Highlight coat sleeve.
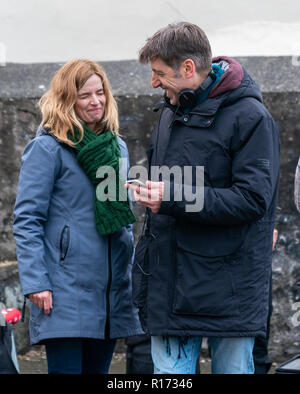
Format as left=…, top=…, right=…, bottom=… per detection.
left=295, top=156, right=300, bottom=213
left=118, top=137, right=134, bottom=237
left=13, top=137, right=60, bottom=296
left=159, top=114, right=280, bottom=226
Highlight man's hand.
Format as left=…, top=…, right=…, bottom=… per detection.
left=125, top=180, right=164, bottom=214
left=28, top=290, right=53, bottom=315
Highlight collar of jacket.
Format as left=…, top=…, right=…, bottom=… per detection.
left=154, top=81, right=233, bottom=129
left=35, top=125, right=77, bottom=153
left=161, top=71, right=255, bottom=129
left=163, top=94, right=227, bottom=129
left=36, top=125, right=57, bottom=139
left=154, top=55, right=248, bottom=128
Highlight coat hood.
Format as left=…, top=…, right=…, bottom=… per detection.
left=208, top=56, right=263, bottom=106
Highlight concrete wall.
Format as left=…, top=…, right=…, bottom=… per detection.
left=0, top=57, right=300, bottom=361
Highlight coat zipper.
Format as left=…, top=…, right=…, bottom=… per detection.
left=105, top=234, right=112, bottom=339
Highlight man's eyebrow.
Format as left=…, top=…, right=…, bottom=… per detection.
left=152, top=68, right=164, bottom=74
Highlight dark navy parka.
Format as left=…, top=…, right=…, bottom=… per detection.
left=133, top=57, right=280, bottom=338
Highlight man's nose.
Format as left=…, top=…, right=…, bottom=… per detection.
left=151, top=74, right=161, bottom=89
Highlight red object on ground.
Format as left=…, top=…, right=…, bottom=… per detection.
left=1, top=308, right=21, bottom=324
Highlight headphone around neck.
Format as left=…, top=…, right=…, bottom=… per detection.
left=167, top=70, right=217, bottom=109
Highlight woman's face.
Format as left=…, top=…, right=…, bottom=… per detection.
left=75, top=74, right=106, bottom=131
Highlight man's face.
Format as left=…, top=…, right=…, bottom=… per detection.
left=150, top=57, right=187, bottom=106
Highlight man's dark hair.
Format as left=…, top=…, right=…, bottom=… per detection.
left=139, top=22, right=212, bottom=73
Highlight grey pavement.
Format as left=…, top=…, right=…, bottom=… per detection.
left=17, top=346, right=278, bottom=374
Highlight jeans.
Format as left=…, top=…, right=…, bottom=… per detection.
left=151, top=336, right=255, bottom=374
left=44, top=337, right=116, bottom=374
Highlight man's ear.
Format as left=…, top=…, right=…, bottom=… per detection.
left=180, top=59, right=196, bottom=79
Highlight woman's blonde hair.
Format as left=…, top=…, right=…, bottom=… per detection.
left=39, top=59, right=119, bottom=146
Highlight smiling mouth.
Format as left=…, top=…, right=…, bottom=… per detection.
left=88, top=108, right=102, bottom=112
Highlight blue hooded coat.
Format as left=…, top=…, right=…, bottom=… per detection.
left=13, top=128, right=143, bottom=345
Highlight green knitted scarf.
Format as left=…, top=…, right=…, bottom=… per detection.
left=70, top=125, right=135, bottom=236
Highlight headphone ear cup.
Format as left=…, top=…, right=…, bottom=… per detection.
left=178, top=89, right=197, bottom=109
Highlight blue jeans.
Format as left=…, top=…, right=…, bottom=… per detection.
left=151, top=336, right=255, bottom=374
left=44, top=337, right=116, bottom=374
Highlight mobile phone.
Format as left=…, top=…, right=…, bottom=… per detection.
left=126, top=179, right=146, bottom=187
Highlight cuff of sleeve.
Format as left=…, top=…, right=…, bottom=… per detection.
left=23, top=284, right=53, bottom=297
left=158, top=180, right=176, bottom=215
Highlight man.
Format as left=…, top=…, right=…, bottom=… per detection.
left=126, top=22, right=280, bottom=374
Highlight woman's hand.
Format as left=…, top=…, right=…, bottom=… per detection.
left=28, top=290, right=53, bottom=315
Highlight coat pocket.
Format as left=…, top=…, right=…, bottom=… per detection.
left=59, top=225, right=70, bottom=262
left=173, top=245, right=239, bottom=317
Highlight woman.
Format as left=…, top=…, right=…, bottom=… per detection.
left=13, top=59, right=143, bottom=374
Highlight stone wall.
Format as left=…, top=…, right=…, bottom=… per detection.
left=0, top=57, right=299, bottom=361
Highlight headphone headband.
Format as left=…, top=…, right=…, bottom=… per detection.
left=178, top=70, right=216, bottom=109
